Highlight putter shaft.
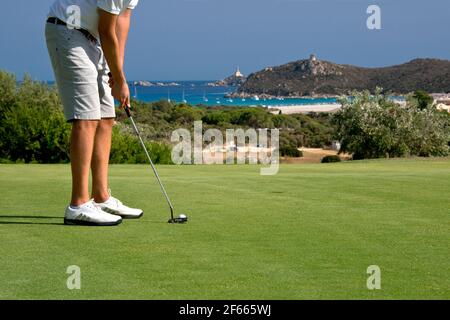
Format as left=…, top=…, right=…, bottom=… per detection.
left=126, top=106, right=175, bottom=221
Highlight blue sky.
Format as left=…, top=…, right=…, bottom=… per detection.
left=0, top=0, right=449, bottom=80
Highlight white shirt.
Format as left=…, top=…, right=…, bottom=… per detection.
left=49, top=0, right=139, bottom=39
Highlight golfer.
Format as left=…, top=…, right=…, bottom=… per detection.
left=46, top=0, right=143, bottom=226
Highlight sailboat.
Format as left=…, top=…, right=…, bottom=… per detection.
left=133, top=83, right=138, bottom=99
left=182, top=89, right=187, bottom=104
left=276, top=89, right=284, bottom=100
left=167, top=89, right=171, bottom=103
left=203, top=91, right=209, bottom=102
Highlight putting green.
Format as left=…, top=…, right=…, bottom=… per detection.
left=0, top=159, right=449, bottom=299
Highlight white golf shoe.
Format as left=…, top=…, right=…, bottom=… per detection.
left=64, top=200, right=122, bottom=226
left=94, top=192, right=143, bottom=219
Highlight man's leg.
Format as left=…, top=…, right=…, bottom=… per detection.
left=91, top=118, right=115, bottom=203
left=70, top=120, right=99, bottom=206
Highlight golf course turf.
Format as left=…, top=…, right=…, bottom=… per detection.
left=0, top=159, right=449, bottom=299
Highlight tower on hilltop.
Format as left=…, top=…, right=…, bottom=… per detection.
left=234, top=67, right=244, bottom=78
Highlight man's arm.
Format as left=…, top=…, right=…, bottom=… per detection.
left=116, top=9, right=132, bottom=67
left=98, top=9, right=129, bottom=107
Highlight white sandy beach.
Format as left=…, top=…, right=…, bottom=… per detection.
left=267, top=104, right=342, bottom=114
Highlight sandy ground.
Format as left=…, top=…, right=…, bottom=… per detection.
left=201, top=147, right=350, bottom=164
left=281, top=148, right=351, bottom=164
left=268, top=104, right=341, bottom=114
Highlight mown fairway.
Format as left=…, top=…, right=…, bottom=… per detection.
left=0, top=159, right=448, bottom=299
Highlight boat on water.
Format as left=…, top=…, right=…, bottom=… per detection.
left=182, top=89, right=187, bottom=104
left=252, top=95, right=260, bottom=101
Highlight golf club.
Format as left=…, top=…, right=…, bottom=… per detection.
left=124, top=104, right=188, bottom=224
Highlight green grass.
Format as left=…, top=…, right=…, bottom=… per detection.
left=0, top=159, right=449, bottom=299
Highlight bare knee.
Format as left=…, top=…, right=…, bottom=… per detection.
left=72, top=120, right=99, bottom=132
left=98, top=118, right=114, bottom=132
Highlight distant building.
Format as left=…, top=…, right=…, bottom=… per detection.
left=436, top=103, right=450, bottom=113
left=234, top=67, right=245, bottom=78
left=434, top=97, right=450, bottom=112
left=310, top=54, right=317, bottom=62
left=331, top=141, right=341, bottom=151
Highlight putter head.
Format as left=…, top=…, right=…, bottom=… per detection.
left=168, top=214, right=188, bottom=224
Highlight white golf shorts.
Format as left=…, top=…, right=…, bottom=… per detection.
left=45, top=23, right=115, bottom=122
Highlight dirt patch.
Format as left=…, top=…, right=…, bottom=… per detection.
left=281, top=148, right=351, bottom=164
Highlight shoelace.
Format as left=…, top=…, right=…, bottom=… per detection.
left=107, top=189, right=124, bottom=208
left=109, top=196, right=123, bottom=208
left=87, top=200, right=112, bottom=215
left=84, top=201, right=96, bottom=209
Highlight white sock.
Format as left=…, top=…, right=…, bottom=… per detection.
left=70, top=200, right=91, bottom=209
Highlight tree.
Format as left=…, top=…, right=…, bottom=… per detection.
left=332, top=89, right=449, bottom=159
left=413, top=90, right=434, bottom=110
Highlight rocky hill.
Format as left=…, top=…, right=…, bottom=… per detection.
left=237, top=55, right=450, bottom=96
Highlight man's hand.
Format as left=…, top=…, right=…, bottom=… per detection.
left=111, top=78, right=130, bottom=108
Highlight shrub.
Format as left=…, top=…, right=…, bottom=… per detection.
left=413, top=90, right=433, bottom=110
left=229, top=108, right=274, bottom=128
left=321, top=155, right=341, bottom=163
left=170, top=104, right=205, bottom=124
left=0, top=74, right=71, bottom=163
left=280, top=145, right=302, bottom=157
left=110, top=126, right=172, bottom=164
left=202, top=111, right=231, bottom=125
left=332, top=89, right=449, bottom=159
left=272, top=114, right=300, bottom=129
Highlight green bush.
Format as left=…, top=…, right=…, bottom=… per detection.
left=272, top=114, right=300, bottom=129
left=171, top=104, right=205, bottom=124
left=413, top=90, right=434, bottom=110
left=0, top=74, right=71, bottom=163
left=321, top=155, right=341, bottom=163
left=110, top=127, right=172, bottom=164
left=202, top=111, right=231, bottom=125
left=229, top=108, right=274, bottom=128
left=280, top=145, right=302, bottom=157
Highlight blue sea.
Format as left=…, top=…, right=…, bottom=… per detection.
left=129, top=81, right=338, bottom=107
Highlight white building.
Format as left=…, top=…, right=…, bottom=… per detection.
left=234, top=67, right=244, bottom=78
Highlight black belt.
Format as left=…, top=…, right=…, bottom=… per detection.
left=47, top=17, right=98, bottom=43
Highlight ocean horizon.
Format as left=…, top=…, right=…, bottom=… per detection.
left=129, top=80, right=339, bottom=107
